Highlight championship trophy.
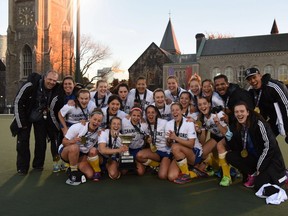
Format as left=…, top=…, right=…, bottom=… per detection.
left=119, top=134, right=135, bottom=170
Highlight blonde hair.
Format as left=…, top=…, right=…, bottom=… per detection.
left=167, top=75, right=179, bottom=83
left=188, top=73, right=201, bottom=85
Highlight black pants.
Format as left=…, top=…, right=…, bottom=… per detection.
left=16, top=123, right=32, bottom=171
left=226, top=151, right=286, bottom=191
left=16, top=120, right=58, bottom=171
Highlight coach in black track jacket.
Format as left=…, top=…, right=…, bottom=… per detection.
left=14, top=70, right=59, bottom=175
left=245, top=67, right=288, bottom=142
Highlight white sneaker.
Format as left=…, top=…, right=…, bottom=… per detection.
left=53, top=162, right=60, bottom=173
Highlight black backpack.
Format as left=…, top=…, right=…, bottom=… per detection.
left=10, top=72, right=42, bottom=136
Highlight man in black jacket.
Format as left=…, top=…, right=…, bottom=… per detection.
left=213, top=74, right=254, bottom=123
left=14, top=70, right=59, bottom=175
left=245, top=67, right=288, bottom=143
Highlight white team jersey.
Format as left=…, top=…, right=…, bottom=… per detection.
left=121, top=118, right=149, bottom=149
left=211, top=92, right=224, bottom=108
left=126, top=88, right=154, bottom=111
left=164, top=87, right=186, bottom=103
left=151, top=102, right=172, bottom=121
left=121, top=99, right=131, bottom=114
left=204, top=111, right=226, bottom=137
left=147, top=118, right=170, bottom=153
left=183, top=106, right=199, bottom=121
left=165, top=117, right=202, bottom=154
left=98, top=129, right=123, bottom=158
left=65, top=122, right=99, bottom=154
left=100, top=107, right=127, bottom=128
left=90, top=91, right=111, bottom=108
left=60, top=101, right=96, bottom=125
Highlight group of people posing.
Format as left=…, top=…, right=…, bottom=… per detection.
left=12, top=68, right=288, bottom=191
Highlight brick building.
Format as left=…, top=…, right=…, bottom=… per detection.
left=129, top=18, right=288, bottom=90
left=5, top=0, right=74, bottom=105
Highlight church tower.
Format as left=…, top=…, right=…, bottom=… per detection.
left=6, top=0, right=74, bottom=105
left=160, top=18, right=181, bottom=55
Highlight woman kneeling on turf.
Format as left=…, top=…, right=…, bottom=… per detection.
left=226, top=101, right=287, bottom=191
left=121, top=106, right=149, bottom=175
left=59, top=109, right=104, bottom=185
left=98, top=116, right=129, bottom=180
left=197, top=96, right=233, bottom=186
left=166, top=102, right=203, bottom=184
left=136, top=105, right=170, bottom=179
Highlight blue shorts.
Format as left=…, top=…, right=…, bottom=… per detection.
left=210, top=133, right=225, bottom=142
left=193, top=148, right=202, bottom=164
left=129, top=148, right=142, bottom=158
left=58, top=144, right=88, bottom=163
left=156, top=150, right=171, bottom=160
left=99, top=155, right=119, bottom=172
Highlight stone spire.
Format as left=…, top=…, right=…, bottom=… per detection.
left=160, top=18, right=181, bottom=55
left=270, top=19, right=279, bottom=34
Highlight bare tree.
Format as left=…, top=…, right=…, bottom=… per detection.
left=80, top=34, right=112, bottom=77
left=206, top=32, right=233, bottom=39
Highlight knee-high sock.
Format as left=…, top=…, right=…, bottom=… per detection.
left=204, top=153, right=219, bottom=169
left=176, top=158, right=189, bottom=175
left=143, top=159, right=160, bottom=167
left=204, top=153, right=213, bottom=166
left=218, top=152, right=230, bottom=178
left=176, top=158, right=197, bottom=178
left=88, top=155, right=101, bottom=173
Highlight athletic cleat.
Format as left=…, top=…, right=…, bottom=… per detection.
left=17, top=169, right=28, bottom=176
left=92, top=172, right=101, bottom=182
left=174, top=174, right=192, bottom=184
left=219, top=176, right=232, bottom=187
left=214, top=169, right=222, bottom=178
left=60, top=162, right=69, bottom=171
left=244, top=174, right=255, bottom=188
left=191, top=167, right=208, bottom=178
left=150, top=166, right=160, bottom=174
left=53, top=162, right=60, bottom=173
left=66, top=171, right=86, bottom=186
left=205, top=166, right=215, bottom=177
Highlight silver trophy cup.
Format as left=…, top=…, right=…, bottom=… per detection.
left=119, top=134, right=135, bottom=169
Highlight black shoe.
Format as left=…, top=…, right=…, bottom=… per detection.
left=66, top=171, right=86, bottom=186
left=17, top=169, right=28, bottom=176
left=33, top=167, right=44, bottom=171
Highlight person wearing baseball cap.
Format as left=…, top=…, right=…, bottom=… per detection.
left=245, top=67, right=288, bottom=144
left=244, top=67, right=261, bottom=80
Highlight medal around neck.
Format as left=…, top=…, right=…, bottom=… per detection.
left=254, top=107, right=260, bottom=113
left=150, top=143, right=157, bottom=153
left=80, top=136, right=87, bottom=144
left=241, top=149, right=248, bottom=158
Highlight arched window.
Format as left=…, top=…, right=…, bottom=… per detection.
left=278, top=64, right=288, bottom=82
left=264, top=65, right=274, bottom=78
left=212, top=67, right=221, bottom=79
left=224, top=66, right=234, bottom=82
left=237, top=65, right=245, bottom=83
left=21, top=45, right=32, bottom=78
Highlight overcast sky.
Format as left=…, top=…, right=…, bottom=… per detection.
left=1, top=0, right=288, bottom=78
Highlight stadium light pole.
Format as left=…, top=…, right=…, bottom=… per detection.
left=75, top=0, right=82, bottom=83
